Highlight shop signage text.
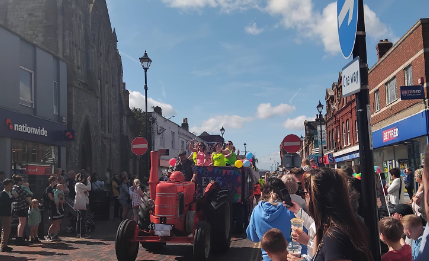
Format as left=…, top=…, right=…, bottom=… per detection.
left=6, top=119, right=48, bottom=137
left=400, top=85, right=425, bottom=100
left=383, top=127, right=399, bottom=142
left=335, top=152, right=360, bottom=163
left=342, top=57, right=361, bottom=97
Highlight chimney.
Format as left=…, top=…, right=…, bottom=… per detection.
left=154, top=106, right=162, bottom=116
left=123, top=83, right=130, bottom=108
left=376, top=39, right=393, bottom=61
left=181, top=118, right=189, bottom=131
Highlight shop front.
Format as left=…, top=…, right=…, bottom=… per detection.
left=323, top=153, right=336, bottom=168
left=333, top=145, right=360, bottom=168
left=372, top=111, right=428, bottom=180
left=0, top=108, right=67, bottom=199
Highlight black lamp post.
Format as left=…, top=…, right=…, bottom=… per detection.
left=220, top=126, right=225, bottom=145
left=316, top=100, right=324, bottom=166
left=244, top=142, right=247, bottom=155
left=139, top=50, right=152, bottom=178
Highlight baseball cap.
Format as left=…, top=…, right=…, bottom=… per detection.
left=178, top=150, right=187, bottom=156
left=392, top=204, right=414, bottom=216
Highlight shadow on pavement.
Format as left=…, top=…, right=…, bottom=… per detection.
left=0, top=255, right=36, bottom=261
left=37, top=242, right=77, bottom=251
left=64, top=240, right=108, bottom=245
left=5, top=250, right=68, bottom=256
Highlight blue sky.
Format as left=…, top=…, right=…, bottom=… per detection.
left=106, top=0, right=429, bottom=171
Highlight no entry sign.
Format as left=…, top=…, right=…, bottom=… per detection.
left=282, top=135, right=302, bottom=153
left=131, top=137, right=148, bottom=155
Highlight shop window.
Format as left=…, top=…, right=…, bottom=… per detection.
left=404, top=65, right=413, bottom=86
left=342, top=123, right=346, bottom=146
left=171, top=131, right=175, bottom=149
left=386, top=77, right=397, bottom=105
left=375, top=90, right=380, bottom=112
left=347, top=120, right=350, bottom=145
left=20, top=67, right=34, bottom=107
left=53, top=81, right=59, bottom=115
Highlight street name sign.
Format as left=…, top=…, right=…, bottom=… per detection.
left=400, top=85, right=425, bottom=100
left=337, top=0, right=358, bottom=59
left=131, top=137, right=148, bottom=155
left=342, top=57, right=361, bottom=97
left=282, top=134, right=302, bottom=154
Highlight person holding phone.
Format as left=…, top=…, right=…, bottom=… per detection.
left=246, top=178, right=301, bottom=261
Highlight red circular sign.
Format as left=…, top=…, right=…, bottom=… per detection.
left=282, top=135, right=302, bottom=153
left=131, top=137, right=148, bottom=155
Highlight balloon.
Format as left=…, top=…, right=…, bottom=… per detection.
left=235, top=160, right=243, bottom=168
left=243, top=160, right=251, bottom=167
left=249, top=158, right=253, bottom=162
left=246, top=152, right=253, bottom=160
left=169, top=158, right=177, bottom=166
left=374, top=166, right=381, bottom=174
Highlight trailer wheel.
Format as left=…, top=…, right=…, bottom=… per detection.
left=115, top=219, right=138, bottom=261
left=193, top=221, right=211, bottom=261
left=208, top=200, right=231, bottom=252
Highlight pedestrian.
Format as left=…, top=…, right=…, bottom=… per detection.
left=0, top=178, right=17, bottom=252
left=309, top=159, right=317, bottom=169
left=404, top=168, right=415, bottom=202
left=66, top=170, right=76, bottom=200
left=340, top=166, right=363, bottom=217
left=45, top=175, right=64, bottom=241
left=117, top=172, right=130, bottom=221
left=28, top=199, right=41, bottom=243
left=301, top=159, right=311, bottom=168
left=281, top=174, right=307, bottom=213
left=401, top=214, right=424, bottom=260
left=388, top=168, right=406, bottom=205
left=112, top=174, right=121, bottom=219
left=379, top=217, right=412, bottom=261
left=11, top=174, right=31, bottom=246
left=353, top=164, right=361, bottom=180
left=288, top=168, right=305, bottom=200
left=261, top=228, right=288, bottom=261
left=253, top=182, right=261, bottom=202
left=293, top=168, right=373, bottom=261
left=246, top=178, right=296, bottom=261
left=210, top=142, right=233, bottom=167
left=0, top=171, right=5, bottom=191
left=74, top=173, right=91, bottom=238
left=412, top=169, right=426, bottom=222
left=130, top=179, right=145, bottom=223
left=173, top=151, right=198, bottom=182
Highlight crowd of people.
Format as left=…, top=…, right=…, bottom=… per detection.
left=247, top=148, right=429, bottom=261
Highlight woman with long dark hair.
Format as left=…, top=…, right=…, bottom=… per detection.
left=287, top=168, right=373, bottom=261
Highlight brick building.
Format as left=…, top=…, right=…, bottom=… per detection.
left=0, top=0, right=139, bottom=180
left=369, top=18, right=429, bottom=173
left=325, top=73, right=359, bottom=168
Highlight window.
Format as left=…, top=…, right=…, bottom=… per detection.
left=342, top=123, right=346, bottom=146
left=53, top=81, right=59, bottom=115
left=404, top=65, right=413, bottom=86
left=328, top=131, right=331, bottom=149
left=386, top=77, right=397, bottom=105
left=181, top=140, right=185, bottom=151
left=20, top=67, right=34, bottom=107
left=332, top=130, right=335, bottom=149
left=171, top=131, right=175, bottom=149
left=375, top=90, right=380, bottom=112
left=160, top=132, right=165, bottom=147
left=346, top=120, right=350, bottom=145
left=356, top=121, right=359, bottom=142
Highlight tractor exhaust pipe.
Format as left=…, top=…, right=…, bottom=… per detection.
left=149, top=151, right=159, bottom=201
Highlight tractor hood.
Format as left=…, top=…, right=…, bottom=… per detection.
left=259, top=201, right=285, bottom=222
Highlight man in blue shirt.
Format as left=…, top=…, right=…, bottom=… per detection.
left=401, top=214, right=424, bottom=260
left=415, top=146, right=429, bottom=261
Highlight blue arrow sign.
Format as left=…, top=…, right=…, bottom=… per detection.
left=337, top=0, right=358, bottom=59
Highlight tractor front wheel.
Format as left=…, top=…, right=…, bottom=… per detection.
left=193, top=221, right=211, bottom=261
left=115, top=219, right=139, bottom=261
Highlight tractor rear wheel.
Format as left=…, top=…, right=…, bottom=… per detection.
left=208, top=200, right=231, bottom=252
left=115, top=219, right=139, bottom=261
left=193, top=221, right=211, bottom=261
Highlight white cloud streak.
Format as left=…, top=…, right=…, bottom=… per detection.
left=256, top=103, right=296, bottom=119
left=129, top=91, right=177, bottom=116
left=283, top=115, right=315, bottom=130
left=289, top=88, right=301, bottom=103
left=190, top=115, right=254, bottom=134
left=119, top=50, right=140, bottom=64
left=245, top=22, right=264, bottom=35
left=159, top=80, right=167, bottom=99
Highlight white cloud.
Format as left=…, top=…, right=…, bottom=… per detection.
left=129, top=91, right=177, bottom=116
left=245, top=22, right=264, bottom=35
left=256, top=103, right=295, bottom=119
left=190, top=115, right=254, bottom=134
left=283, top=115, right=315, bottom=130
left=363, top=4, right=398, bottom=42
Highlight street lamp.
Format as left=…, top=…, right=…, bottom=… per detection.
left=139, top=50, right=152, bottom=178
left=316, top=100, right=324, bottom=166
left=244, top=142, right=247, bottom=155
left=220, top=126, right=225, bottom=144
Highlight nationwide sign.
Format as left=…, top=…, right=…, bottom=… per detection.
left=383, top=127, right=399, bottom=142
left=342, top=57, right=361, bottom=97
left=400, top=85, right=425, bottom=100
left=6, top=119, right=48, bottom=137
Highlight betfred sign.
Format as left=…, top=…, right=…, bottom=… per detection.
left=383, top=127, right=399, bottom=142
left=400, top=85, right=425, bottom=100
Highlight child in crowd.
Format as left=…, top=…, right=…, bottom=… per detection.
left=401, top=214, right=425, bottom=260
left=21, top=182, right=33, bottom=204
left=261, top=228, right=288, bottom=261
left=28, top=199, right=41, bottom=243
left=53, top=184, right=64, bottom=215
left=379, top=217, right=412, bottom=261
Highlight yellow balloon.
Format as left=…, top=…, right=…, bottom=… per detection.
left=235, top=160, right=243, bottom=168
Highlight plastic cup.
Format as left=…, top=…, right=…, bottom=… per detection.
left=287, top=241, right=302, bottom=257
left=291, top=217, right=304, bottom=231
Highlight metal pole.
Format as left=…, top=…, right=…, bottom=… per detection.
left=319, top=114, right=324, bottom=166
left=354, top=0, right=381, bottom=259
left=144, top=69, right=149, bottom=179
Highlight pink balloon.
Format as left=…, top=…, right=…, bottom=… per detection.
left=249, top=158, right=253, bottom=162
left=169, top=158, right=177, bottom=166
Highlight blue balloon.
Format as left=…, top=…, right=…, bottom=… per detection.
left=243, top=160, right=251, bottom=167
left=246, top=152, right=253, bottom=160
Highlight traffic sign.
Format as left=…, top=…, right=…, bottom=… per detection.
left=337, top=0, right=358, bottom=59
left=342, top=56, right=361, bottom=97
left=282, top=135, right=302, bottom=154
left=131, top=137, right=148, bottom=155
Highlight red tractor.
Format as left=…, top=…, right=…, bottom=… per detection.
left=115, top=151, right=233, bottom=261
